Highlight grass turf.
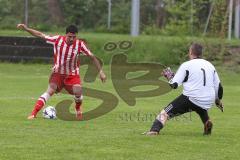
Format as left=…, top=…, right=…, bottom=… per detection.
left=0, top=63, right=239, bottom=160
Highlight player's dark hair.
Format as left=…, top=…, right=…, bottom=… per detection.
left=190, top=43, right=203, bottom=58
left=66, top=25, right=78, bottom=34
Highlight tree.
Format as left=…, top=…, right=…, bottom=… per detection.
left=208, top=0, right=228, bottom=37
left=155, top=0, right=166, bottom=28
left=47, top=0, right=64, bottom=25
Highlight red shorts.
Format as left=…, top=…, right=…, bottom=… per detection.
left=49, top=73, right=81, bottom=95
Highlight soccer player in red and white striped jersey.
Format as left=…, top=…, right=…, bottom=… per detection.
left=17, top=24, right=107, bottom=120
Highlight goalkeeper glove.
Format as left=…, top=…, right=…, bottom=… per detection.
left=162, top=67, right=175, bottom=81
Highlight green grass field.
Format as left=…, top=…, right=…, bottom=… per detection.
left=0, top=63, right=239, bottom=160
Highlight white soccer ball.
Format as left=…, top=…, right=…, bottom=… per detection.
left=42, top=106, right=57, bottom=119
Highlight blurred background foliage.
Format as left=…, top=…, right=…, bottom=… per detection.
left=0, top=0, right=229, bottom=36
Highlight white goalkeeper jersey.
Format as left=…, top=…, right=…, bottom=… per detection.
left=170, top=59, right=221, bottom=110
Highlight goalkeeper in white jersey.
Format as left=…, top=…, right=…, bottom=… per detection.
left=145, top=43, right=223, bottom=135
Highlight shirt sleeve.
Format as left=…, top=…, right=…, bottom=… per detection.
left=169, top=63, right=187, bottom=86
left=79, top=41, right=93, bottom=56
left=213, top=70, right=221, bottom=99
left=44, top=35, right=60, bottom=45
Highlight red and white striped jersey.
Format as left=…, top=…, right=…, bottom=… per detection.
left=44, top=35, right=93, bottom=75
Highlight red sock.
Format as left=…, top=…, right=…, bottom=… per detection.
left=31, top=99, right=45, bottom=116
left=75, top=101, right=82, bottom=112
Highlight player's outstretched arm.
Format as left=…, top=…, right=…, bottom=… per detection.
left=90, top=55, right=107, bottom=83
left=17, top=24, right=46, bottom=39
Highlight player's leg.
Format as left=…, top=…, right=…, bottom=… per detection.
left=190, top=105, right=212, bottom=135
left=145, top=109, right=168, bottom=135
left=203, top=119, right=213, bottom=135
left=145, top=94, right=191, bottom=135
left=28, top=73, right=62, bottom=119
left=72, top=84, right=83, bottom=120
left=28, top=83, right=57, bottom=119
left=64, top=75, right=83, bottom=120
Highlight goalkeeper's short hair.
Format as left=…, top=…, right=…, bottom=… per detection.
left=190, top=43, right=203, bottom=58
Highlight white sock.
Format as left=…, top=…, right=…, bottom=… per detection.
left=39, top=92, right=51, bottom=105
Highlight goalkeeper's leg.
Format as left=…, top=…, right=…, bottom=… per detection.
left=145, top=94, right=191, bottom=135
left=191, top=105, right=212, bottom=135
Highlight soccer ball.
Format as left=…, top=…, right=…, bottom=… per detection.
left=42, top=106, right=57, bottom=119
